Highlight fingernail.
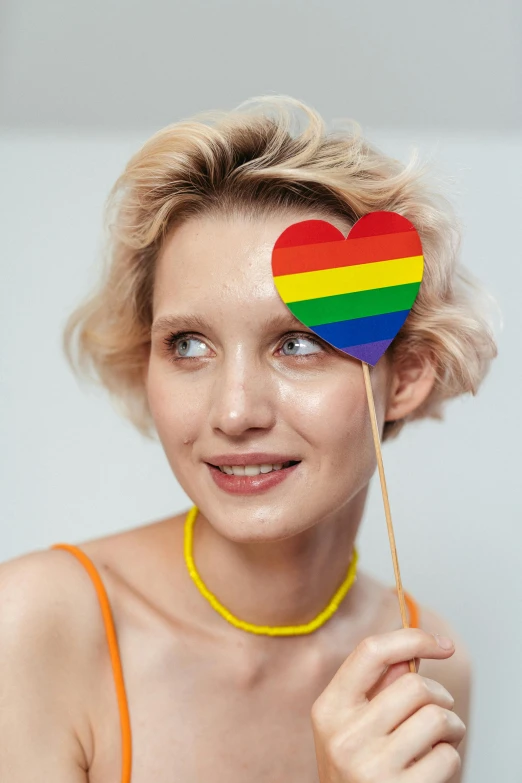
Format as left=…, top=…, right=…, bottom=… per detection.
left=434, top=634, right=454, bottom=649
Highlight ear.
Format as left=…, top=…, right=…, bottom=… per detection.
left=385, top=354, right=436, bottom=422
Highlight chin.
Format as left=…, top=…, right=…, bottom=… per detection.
left=192, top=490, right=329, bottom=544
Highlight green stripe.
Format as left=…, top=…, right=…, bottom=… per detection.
left=289, top=282, right=420, bottom=326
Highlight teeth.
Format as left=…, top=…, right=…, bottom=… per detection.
left=218, top=461, right=296, bottom=475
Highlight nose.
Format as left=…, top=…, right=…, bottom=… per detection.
left=208, top=350, right=276, bottom=438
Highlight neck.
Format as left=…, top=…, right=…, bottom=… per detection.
left=190, top=489, right=368, bottom=629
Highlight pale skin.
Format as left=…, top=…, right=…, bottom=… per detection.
left=0, top=211, right=471, bottom=782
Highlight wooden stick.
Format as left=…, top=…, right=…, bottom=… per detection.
left=362, top=362, right=416, bottom=674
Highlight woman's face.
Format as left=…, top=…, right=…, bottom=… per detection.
left=146, top=212, right=392, bottom=541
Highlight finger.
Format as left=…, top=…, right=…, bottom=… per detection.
left=323, top=629, right=454, bottom=708
left=365, top=673, right=455, bottom=736
left=389, top=704, right=466, bottom=769
left=402, top=741, right=462, bottom=783
left=367, top=658, right=421, bottom=701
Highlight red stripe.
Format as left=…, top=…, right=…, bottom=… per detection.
left=273, top=219, right=344, bottom=249
left=272, top=231, right=422, bottom=277
left=348, top=211, right=417, bottom=238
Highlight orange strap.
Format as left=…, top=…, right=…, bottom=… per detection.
left=51, top=543, right=132, bottom=783
left=403, top=590, right=420, bottom=629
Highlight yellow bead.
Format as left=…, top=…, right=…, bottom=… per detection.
left=183, top=506, right=358, bottom=636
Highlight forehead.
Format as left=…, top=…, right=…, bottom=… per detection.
left=153, top=212, right=350, bottom=315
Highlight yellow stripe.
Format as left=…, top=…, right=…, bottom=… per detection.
left=275, top=255, right=423, bottom=303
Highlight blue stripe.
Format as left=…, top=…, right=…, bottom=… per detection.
left=312, top=310, right=410, bottom=347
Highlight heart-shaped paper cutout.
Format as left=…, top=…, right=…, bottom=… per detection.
left=271, top=211, right=424, bottom=366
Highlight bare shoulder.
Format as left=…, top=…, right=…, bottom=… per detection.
left=0, top=548, right=108, bottom=779
left=379, top=583, right=473, bottom=689
left=0, top=510, right=188, bottom=780
left=416, top=602, right=473, bottom=693
left=0, top=546, right=110, bottom=657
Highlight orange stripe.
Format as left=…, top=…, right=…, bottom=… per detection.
left=272, top=230, right=423, bottom=276
left=51, top=544, right=132, bottom=783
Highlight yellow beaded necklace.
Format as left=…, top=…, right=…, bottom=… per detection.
left=183, top=505, right=359, bottom=636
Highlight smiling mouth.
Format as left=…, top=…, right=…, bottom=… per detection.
left=208, top=460, right=300, bottom=476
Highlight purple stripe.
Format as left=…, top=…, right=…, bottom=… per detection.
left=340, top=339, right=394, bottom=366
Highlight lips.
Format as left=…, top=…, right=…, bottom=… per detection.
left=206, top=460, right=301, bottom=495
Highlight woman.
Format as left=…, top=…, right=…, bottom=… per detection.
left=0, top=96, right=496, bottom=782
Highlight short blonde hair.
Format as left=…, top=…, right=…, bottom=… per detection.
left=63, top=95, right=497, bottom=441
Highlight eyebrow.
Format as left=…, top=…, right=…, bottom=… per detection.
left=151, top=311, right=306, bottom=336
left=151, top=313, right=213, bottom=335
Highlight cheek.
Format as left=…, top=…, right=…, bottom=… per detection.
left=283, top=372, right=371, bottom=457
left=330, top=386, right=370, bottom=463
left=283, top=372, right=377, bottom=508
left=145, top=362, right=205, bottom=446
left=317, top=378, right=377, bottom=499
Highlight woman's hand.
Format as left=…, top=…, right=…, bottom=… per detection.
left=311, top=628, right=466, bottom=783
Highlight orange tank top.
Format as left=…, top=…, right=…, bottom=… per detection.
left=50, top=539, right=420, bottom=783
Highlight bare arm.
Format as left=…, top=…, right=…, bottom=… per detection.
left=0, top=551, right=96, bottom=782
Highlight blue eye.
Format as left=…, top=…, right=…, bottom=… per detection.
left=171, top=335, right=209, bottom=358
left=281, top=335, right=323, bottom=356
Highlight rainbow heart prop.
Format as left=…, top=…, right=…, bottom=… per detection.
left=271, top=211, right=424, bottom=365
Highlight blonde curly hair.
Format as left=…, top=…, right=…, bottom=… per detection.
left=63, top=95, right=497, bottom=441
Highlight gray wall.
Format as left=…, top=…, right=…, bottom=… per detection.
left=1, top=0, right=521, bottom=133
left=1, top=2, right=521, bottom=782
